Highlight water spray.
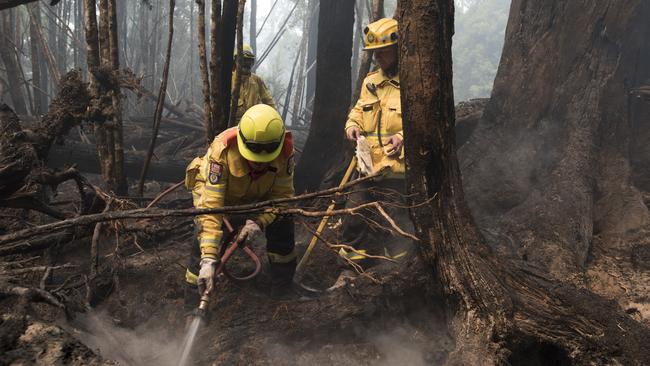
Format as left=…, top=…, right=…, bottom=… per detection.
left=177, top=219, right=261, bottom=366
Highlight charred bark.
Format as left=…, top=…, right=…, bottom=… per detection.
left=351, top=0, right=384, bottom=105
left=400, top=0, right=650, bottom=364
left=107, top=0, right=126, bottom=195
left=219, top=0, right=238, bottom=131
left=227, top=0, right=246, bottom=128
left=196, top=0, right=213, bottom=143
left=28, top=3, right=45, bottom=115
left=295, top=0, right=354, bottom=193
left=208, top=0, right=224, bottom=138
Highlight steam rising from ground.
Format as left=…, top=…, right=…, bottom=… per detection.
left=266, top=324, right=445, bottom=365
left=70, top=312, right=187, bottom=366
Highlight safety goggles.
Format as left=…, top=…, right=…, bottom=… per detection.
left=239, top=129, right=282, bottom=154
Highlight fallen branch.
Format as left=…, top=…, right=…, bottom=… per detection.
left=0, top=284, right=64, bottom=308
left=0, top=173, right=382, bottom=245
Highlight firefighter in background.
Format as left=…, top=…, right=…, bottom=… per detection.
left=184, top=104, right=296, bottom=307
left=232, top=44, right=277, bottom=122
left=341, top=18, right=408, bottom=263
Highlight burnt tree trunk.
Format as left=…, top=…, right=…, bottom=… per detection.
left=351, top=0, right=383, bottom=105
left=228, top=0, right=246, bottom=128
left=248, top=0, right=256, bottom=53
left=28, top=3, right=45, bottom=115
left=196, top=0, right=213, bottom=143
left=400, top=0, right=650, bottom=364
left=208, top=0, right=224, bottom=138
left=295, top=0, right=354, bottom=193
left=108, top=0, right=126, bottom=195
left=219, top=0, right=237, bottom=131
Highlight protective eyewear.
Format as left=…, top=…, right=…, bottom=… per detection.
left=239, top=129, right=282, bottom=154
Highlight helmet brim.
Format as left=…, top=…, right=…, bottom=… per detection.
left=363, top=42, right=397, bottom=51
left=237, top=134, right=285, bottom=163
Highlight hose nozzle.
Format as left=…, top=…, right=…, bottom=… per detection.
left=193, top=293, right=210, bottom=318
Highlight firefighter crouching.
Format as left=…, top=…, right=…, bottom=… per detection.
left=184, top=104, right=296, bottom=307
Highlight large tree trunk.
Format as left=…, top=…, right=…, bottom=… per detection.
left=295, top=0, right=354, bottom=193
left=400, top=0, right=650, bottom=364
left=108, top=0, right=126, bottom=195
left=459, top=0, right=650, bottom=302
left=218, top=0, right=238, bottom=132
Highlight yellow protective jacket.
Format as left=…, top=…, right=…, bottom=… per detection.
left=232, top=72, right=277, bottom=122
left=345, top=69, right=404, bottom=175
left=185, top=127, right=295, bottom=260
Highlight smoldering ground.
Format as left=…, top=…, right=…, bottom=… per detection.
left=69, top=312, right=189, bottom=366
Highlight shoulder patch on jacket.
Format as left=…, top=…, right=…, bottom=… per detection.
left=208, top=161, right=223, bottom=184
left=281, top=131, right=294, bottom=158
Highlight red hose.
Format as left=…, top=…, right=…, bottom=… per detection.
left=220, top=217, right=262, bottom=281
left=144, top=182, right=261, bottom=281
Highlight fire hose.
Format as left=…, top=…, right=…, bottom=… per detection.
left=145, top=180, right=262, bottom=282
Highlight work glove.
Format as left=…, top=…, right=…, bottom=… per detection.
left=197, top=258, right=218, bottom=295
left=384, top=134, right=403, bottom=157
left=235, top=219, right=262, bottom=246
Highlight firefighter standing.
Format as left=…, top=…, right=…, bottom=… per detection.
left=341, top=18, right=408, bottom=262
left=232, top=44, right=277, bottom=123
left=184, top=104, right=296, bottom=307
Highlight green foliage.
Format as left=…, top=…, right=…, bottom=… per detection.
left=453, top=0, right=510, bottom=102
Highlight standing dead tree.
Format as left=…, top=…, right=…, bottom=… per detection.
left=195, top=0, right=238, bottom=142
left=351, top=0, right=384, bottom=105
left=107, top=0, right=126, bottom=195
left=295, top=0, right=355, bottom=193
left=195, top=0, right=212, bottom=143
left=227, top=0, right=246, bottom=128
left=400, top=0, right=650, bottom=364
left=138, top=0, right=176, bottom=196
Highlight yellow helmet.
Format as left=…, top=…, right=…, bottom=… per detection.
left=237, top=104, right=286, bottom=162
left=234, top=43, right=255, bottom=59
left=363, top=18, right=398, bottom=50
